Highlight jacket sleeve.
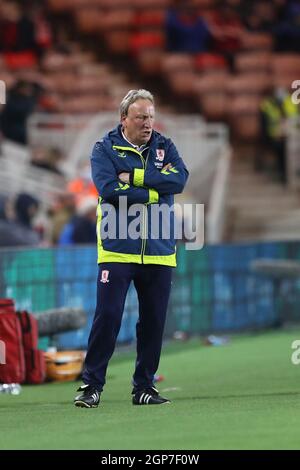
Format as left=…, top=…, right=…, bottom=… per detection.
left=91, top=141, right=159, bottom=205
left=132, top=140, right=189, bottom=196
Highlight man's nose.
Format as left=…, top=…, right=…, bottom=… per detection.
left=143, top=116, right=152, bottom=126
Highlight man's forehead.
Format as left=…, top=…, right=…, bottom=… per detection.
left=128, top=99, right=154, bottom=114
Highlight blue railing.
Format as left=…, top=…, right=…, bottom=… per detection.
left=0, top=241, right=299, bottom=349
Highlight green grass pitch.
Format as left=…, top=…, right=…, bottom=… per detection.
left=1, top=330, right=300, bottom=450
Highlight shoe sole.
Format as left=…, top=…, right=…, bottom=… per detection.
left=74, top=400, right=98, bottom=408
left=132, top=401, right=171, bottom=406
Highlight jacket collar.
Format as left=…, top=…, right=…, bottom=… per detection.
left=121, top=129, right=147, bottom=152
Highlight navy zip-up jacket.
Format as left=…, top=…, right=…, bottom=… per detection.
left=91, top=124, right=189, bottom=266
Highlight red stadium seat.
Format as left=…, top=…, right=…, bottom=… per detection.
left=132, top=0, right=171, bottom=7
left=137, top=49, right=164, bottom=76
left=133, top=9, right=165, bottom=28
left=161, top=53, right=194, bottom=74
left=235, top=52, right=272, bottom=73
left=47, top=0, right=72, bottom=12
left=198, top=92, right=229, bottom=120
left=194, top=53, right=228, bottom=72
left=75, top=9, right=103, bottom=34
left=194, top=72, right=230, bottom=94
left=228, top=94, right=262, bottom=140
left=227, top=94, right=262, bottom=114
left=61, top=95, right=115, bottom=113
left=230, top=114, right=261, bottom=140
left=130, top=31, right=165, bottom=56
left=241, top=32, right=273, bottom=51
left=166, top=71, right=197, bottom=97
left=272, top=73, right=300, bottom=89
left=226, top=73, right=271, bottom=95
left=271, top=54, right=300, bottom=74
left=4, top=52, right=38, bottom=70
left=99, top=9, right=135, bottom=31
left=105, top=31, right=132, bottom=54
left=193, top=0, right=216, bottom=7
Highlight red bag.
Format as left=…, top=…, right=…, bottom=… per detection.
left=0, top=299, right=26, bottom=384
left=24, top=349, right=46, bottom=384
left=0, top=299, right=46, bottom=384
left=17, top=311, right=46, bottom=384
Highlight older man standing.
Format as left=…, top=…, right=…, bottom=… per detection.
left=74, top=89, right=189, bottom=407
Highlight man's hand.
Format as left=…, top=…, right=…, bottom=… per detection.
left=118, top=172, right=130, bottom=184
left=162, top=163, right=173, bottom=172
left=118, top=165, right=173, bottom=184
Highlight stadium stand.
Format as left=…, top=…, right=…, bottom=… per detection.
left=32, top=0, right=297, bottom=140
left=0, top=0, right=300, bottom=247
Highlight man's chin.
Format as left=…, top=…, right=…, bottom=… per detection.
left=141, top=133, right=152, bottom=142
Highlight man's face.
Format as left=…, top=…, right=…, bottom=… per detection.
left=121, top=98, right=155, bottom=146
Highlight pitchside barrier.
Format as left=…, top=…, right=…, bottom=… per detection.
left=1, top=241, right=300, bottom=350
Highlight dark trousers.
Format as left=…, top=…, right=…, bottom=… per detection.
left=82, top=263, right=173, bottom=392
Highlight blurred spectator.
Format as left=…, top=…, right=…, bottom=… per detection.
left=226, top=0, right=244, bottom=13
left=242, top=0, right=279, bottom=32
left=15, top=192, right=39, bottom=227
left=259, top=87, right=299, bottom=183
left=207, top=2, right=243, bottom=65
left=273, top=0, right=300, bottom=52
left=31, top=146, right=64, bottom=176
left=0, top=79, right=43, bottom=144
left=0, top=1, right=40, bottom=62
left=58, top=196, right=97, bottom=245
left=165, top=0, right=211, bottom=53
left=50, top=192, right=76, bottom=244
left=67, top=161, right=98, bottom=207
left=0, top=193, right=40, bottom=247
left=31, top=3, right=53, bottom=57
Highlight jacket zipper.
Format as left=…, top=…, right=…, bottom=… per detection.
left=112, top=145, right=149, bottom=263
left=140, top=150, right=149, bottom=264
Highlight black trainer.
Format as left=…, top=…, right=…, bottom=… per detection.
left=132, top=386, right=170, bottom=405
left=74, top=384, right=100, bottom=408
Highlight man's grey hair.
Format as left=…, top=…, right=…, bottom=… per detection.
left=120, top=89, right=154, bottom=118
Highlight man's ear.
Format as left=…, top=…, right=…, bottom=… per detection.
left=121, top=115, right=126, bottom=127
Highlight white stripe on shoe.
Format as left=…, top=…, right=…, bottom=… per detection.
left=139, top=393, right=146, bottom=404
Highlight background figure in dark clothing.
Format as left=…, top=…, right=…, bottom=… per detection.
left=0, top=193, right=40, bottom=247
left=31, top=146, right=64, bottom=176
left=0, top=1, right=38, bottom=55
left=15, top=192, right=39, bottom=228
left=273, top=0, right=300, bottom=52
left=72, top=198, right=97, bottom=244
left=58, top=197, right=97, bottom=245
left=165, top=0, right=211, bottom=53
left=207, top=2, right=243, bottom=67
left=0, top=80, right=42, bottom=144
left=259, top=87, right=299, bottom=184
